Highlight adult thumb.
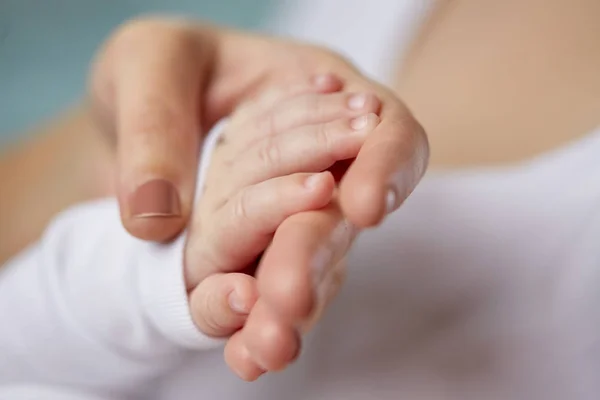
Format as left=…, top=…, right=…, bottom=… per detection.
left=90, top=19, right=213, bottom=241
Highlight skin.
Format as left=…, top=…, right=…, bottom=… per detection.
left=187, top=88, right=381, bottom=344
left=0, top=107, right=115, bottom=264
left=0, top=18, right=428, bottom=380
left=396, top=0, right=600, bottom=167
left=2, top=0, right=599, bottom=382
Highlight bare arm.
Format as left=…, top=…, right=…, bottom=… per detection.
left=0, top=106, right=114, bottom=264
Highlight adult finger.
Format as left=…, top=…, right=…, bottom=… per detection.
left=224, top=330, right=266, bottom=382
left=240, top=299, right=301, bottom=372
left=339, top=78, right=430, bottom=227
left=300, top=257, right=346, bottom=333
left=232, top=268, right=345, bottom=376
left=257, top=204, right=357, bottom=322
left=90, top=20, right=210, bottom=241
left=185, top=171, right=335, bottom=289
left=91, top=18, right=428, bottom=241
left=228, top=207, right=354, bottom=378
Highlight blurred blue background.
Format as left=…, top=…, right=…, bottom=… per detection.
left=0, top=0, right=273, bottom=145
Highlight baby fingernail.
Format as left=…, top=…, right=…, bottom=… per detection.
left=312, top=74, right=335, bottom=88
left=350, top=115, right=369, bottom=130
left=347, top=93, right=367, bottom=110
left=304, top=173, right=323, bottom=190
left=350, top=113, right=379, bottom=131
left=129, top=179, right=181, bottom=218
left=228, top=291, right=249, bottom=314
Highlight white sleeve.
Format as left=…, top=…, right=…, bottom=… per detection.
left=0, top=199, right=222, bottom=398
left=0, top=123, right=228, bottom=399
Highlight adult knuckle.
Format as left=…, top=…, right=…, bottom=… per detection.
left=108, top=17, right=200, bottom=67
left=112, top=16, right=181, bottom=42
left=390, top=115, right=428, bottom=157
left=109, top=18, right=163, bottom=51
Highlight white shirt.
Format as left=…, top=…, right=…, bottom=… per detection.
left=2, top=1, right=600, bottom=399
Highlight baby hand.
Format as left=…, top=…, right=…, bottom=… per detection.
left=183, top=79, right=381, bottom=366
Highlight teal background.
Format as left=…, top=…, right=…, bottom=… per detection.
left=0, top=0, right=273, bottom=145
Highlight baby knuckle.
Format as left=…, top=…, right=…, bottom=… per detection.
left=189, top=290, right=208, bottom=327
left=299, top=93, right=322, bottom=119
left=199, top=292, right=223, bottom=333
left=233, top=190, right=252, bottom=223
left=314, top=123, right=336, bottom=155
left=257, top=137, right=282, bottom=168
left=251, top=108, right=278, bottom=138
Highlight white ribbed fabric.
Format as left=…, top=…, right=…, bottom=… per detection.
left=0, top=118, right=226, bottom=400
left=0, top=200, right=224, bottom=399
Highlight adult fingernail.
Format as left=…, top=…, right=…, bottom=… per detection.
left=228, top=291, right=249, bottom=314
left=314, top=270, right=335, bottom=315
left=311, top=246, right=334, bottom=289
left=315, top=276, right=331, bottom=308
left=311, top=220, right=356, bottom=287
left=386, top=168, right=409, bottom=215
left=330, top=219, right=357, bottom=250
left=385, top=140, right=428, bottom=215
left=347, top=93, right=367, bottom=110
left=236, top=345, right=266, bottom=381
left=386, top=185, right=401, bottom=214
left=129, top=179, right=181, bottom=218
left=389, top=131, right=429, bottom=216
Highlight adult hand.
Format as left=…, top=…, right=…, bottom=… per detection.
left=89, top=16, right=428, bottom=241
left=88, top=16, right=429, bottom=379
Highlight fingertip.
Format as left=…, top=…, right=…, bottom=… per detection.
left=228, top=273, right=260, bottom=315
left=339, top=117, right=429, bottom=227
left=320, top=170, right=336, bottom=187
left=190, top=273, right=258, bottom=338
left=311, top=73, right=344, bottom=93
left=338, top=178, right=386, bottom=228
left=304, top=171, right=336, bottom=206
left=224, top=332, right=266, bottom=382
left=242, top=300, right=300, bottom=372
